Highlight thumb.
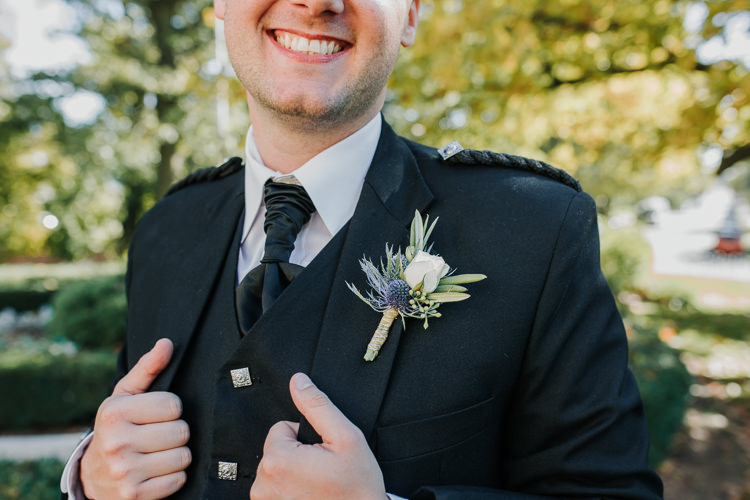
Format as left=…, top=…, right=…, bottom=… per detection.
left=289, top=373, right=354, bottom=445
left=112, top=338, right=173, bottom=396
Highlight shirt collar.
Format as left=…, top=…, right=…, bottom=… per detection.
left=242, top=113, right=381, bottom=242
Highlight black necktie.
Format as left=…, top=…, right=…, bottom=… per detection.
left=235, top=177, right=316, bottom=335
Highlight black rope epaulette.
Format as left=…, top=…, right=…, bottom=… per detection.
left=441, top=146, right=582, bottom=192
left=166, top=157, right=244, bottom=197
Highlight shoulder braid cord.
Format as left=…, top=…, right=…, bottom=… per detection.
left=446, top=149, right=582, bottom=192
left=166, top=149, right=581, bottom=196
left=165, top=156, right=244, bottom=197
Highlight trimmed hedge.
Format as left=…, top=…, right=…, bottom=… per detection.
left=0, top=350, right=117, bottom=430
left=0, top=459, right=64, bottom=500
left=0, top=288, right=54, bottom=313
left=629, top=325, right=692, bottom=466
left=47, top=275, right=127, bottom=349
left=0, top=261, right=125, bottom=312
left=599, top=222, right=650, bottom=296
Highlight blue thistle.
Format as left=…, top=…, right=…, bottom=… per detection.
left=384, top=279, right=411, bottom=309
left=346, top=245, right=418, bottom=318
left=346, top=211, right=487, bottom=361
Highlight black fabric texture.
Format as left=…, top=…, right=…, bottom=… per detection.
left=168, top=212, right=244, bottom=499
left=116, top=121, right=663, bottom=500
left=166, top=156, right=244, bottom=197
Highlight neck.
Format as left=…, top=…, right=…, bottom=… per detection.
left=246, top=101, right=382, bottom=174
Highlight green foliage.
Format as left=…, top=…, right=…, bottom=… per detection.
left=386, top=0, right=749, bottom=210
left=0, top=349, right=117, bottom=430
left=598, top=219, right=651, bottom=295
left=0, top=261, right=124, bottom=312
left=0, top=459, right=65, bottom=500
left=0, top=289, right=54, bottom=313
left=47, top=275, right=126, bottom=349
left=658, top=307, right=750, bottom=342
left=2, top=0, right=748, bottom=260
left=628, top=324, right=692, bottom=466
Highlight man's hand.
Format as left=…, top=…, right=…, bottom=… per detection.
left=250, top=373, right=387, bottom=500
left=80, top=338, right=192, bottom=500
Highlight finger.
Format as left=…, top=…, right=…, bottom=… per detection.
left=289, top=373, right=355, bottom=445
left=139, top=446, right=192, bottom=479
left=113, top=338, right=174, bottom=396
left=115, top=391, right=183, bottom=424
left=136, top=470, right=187, bottom=500
left=263, top=421, right=300, bottom=452
left=132, top=419, right=190, bottom=453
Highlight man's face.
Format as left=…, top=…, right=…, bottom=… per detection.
left=215, top=0, right=418, bottom=130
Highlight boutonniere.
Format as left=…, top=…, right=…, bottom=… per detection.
left=347, top=210, right=487, bottom=361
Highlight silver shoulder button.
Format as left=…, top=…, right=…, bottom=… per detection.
left=438, top=141, right=464, bottom=160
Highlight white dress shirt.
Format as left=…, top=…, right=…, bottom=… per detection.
left=237, top=113, right=380, bottom=282
left=62, top=114, right=407, bottom=499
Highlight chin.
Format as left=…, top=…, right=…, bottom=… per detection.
left=261, top=91, right=375, bottom=130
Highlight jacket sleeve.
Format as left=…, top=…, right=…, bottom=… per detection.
left=59, top=247, right=134, bottom=500
left=412, top=192, right=663, bottom=500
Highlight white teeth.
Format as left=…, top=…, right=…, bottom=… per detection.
left=275, top=32, right=343, bottom=55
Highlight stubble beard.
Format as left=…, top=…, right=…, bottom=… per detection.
left=237, top=47, right=399, bottom=132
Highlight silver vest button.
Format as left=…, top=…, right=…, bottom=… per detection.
left=230, top=367, right=253, bottom=388
left=218, top=461, right=238, bottom=481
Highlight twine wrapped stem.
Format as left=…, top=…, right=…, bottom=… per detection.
left=364, top=307, right=399, bottom=361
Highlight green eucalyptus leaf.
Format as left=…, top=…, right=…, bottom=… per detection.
left=439, top=274, right=487, bottom=285
left=409, top=216, right=417, bottom=248
left=423, top=216, right=439, bottom=248
left=433, top=284, right=468, bottom=293
left=427, top=292, right=471, bottom=302
left=405, top=246, right=415, bottom=262
left=414, top=210, right=424, bottom=251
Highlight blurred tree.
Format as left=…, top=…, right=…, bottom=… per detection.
left=0, top=35, right=79, bottom=260
left=63, top=0, right=246, bottom=251
left=1, top=0, right=245, bottom=259
left=386, top=0, right=749, bottom=210
left=1, top=0, right=747, bottom=259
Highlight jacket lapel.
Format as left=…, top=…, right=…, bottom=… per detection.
left=149, top=175, right=245, bottom=391
left=306, top=122, right=434, bottom=444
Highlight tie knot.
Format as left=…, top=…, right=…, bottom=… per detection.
left=261, top=178, right=316, bottom=263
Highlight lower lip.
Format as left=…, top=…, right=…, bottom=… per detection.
left=267, top=31, right=348, bottom=63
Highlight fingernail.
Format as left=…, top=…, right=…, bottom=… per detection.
left=293, top=373, right=313, bottom=391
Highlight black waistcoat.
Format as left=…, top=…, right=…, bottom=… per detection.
left=167, top=217, right=244, bottom=499
left=167, top=214, right=350, bottom=500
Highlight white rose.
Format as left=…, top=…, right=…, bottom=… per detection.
left=404, top=250, right=450, bottom=293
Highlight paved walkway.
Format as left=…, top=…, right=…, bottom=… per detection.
left=0, top=431, right=85, bottom=461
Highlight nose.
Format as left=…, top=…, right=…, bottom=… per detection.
left=292, top=0, right=344, bottom=16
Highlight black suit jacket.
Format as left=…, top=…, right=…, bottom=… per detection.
left=119, top=121, right=663, bottom=499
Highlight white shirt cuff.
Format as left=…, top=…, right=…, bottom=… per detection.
left=60, top=433, right=408, bottom=500
left=60, top=431, right=93, bottom=500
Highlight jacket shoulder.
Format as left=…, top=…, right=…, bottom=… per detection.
left=165, top=156, right=244, bottom=197
left=405, top=139, right=582, bottom=192
left=132, top=156, right=243, bottom=247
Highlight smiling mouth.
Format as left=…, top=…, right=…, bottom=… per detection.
left=272, top=30, right=346, bottom=55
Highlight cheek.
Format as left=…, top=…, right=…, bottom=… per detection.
left=357, top=3, right=401, bottom=40
left=224, top=0, right=265, bottom=30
